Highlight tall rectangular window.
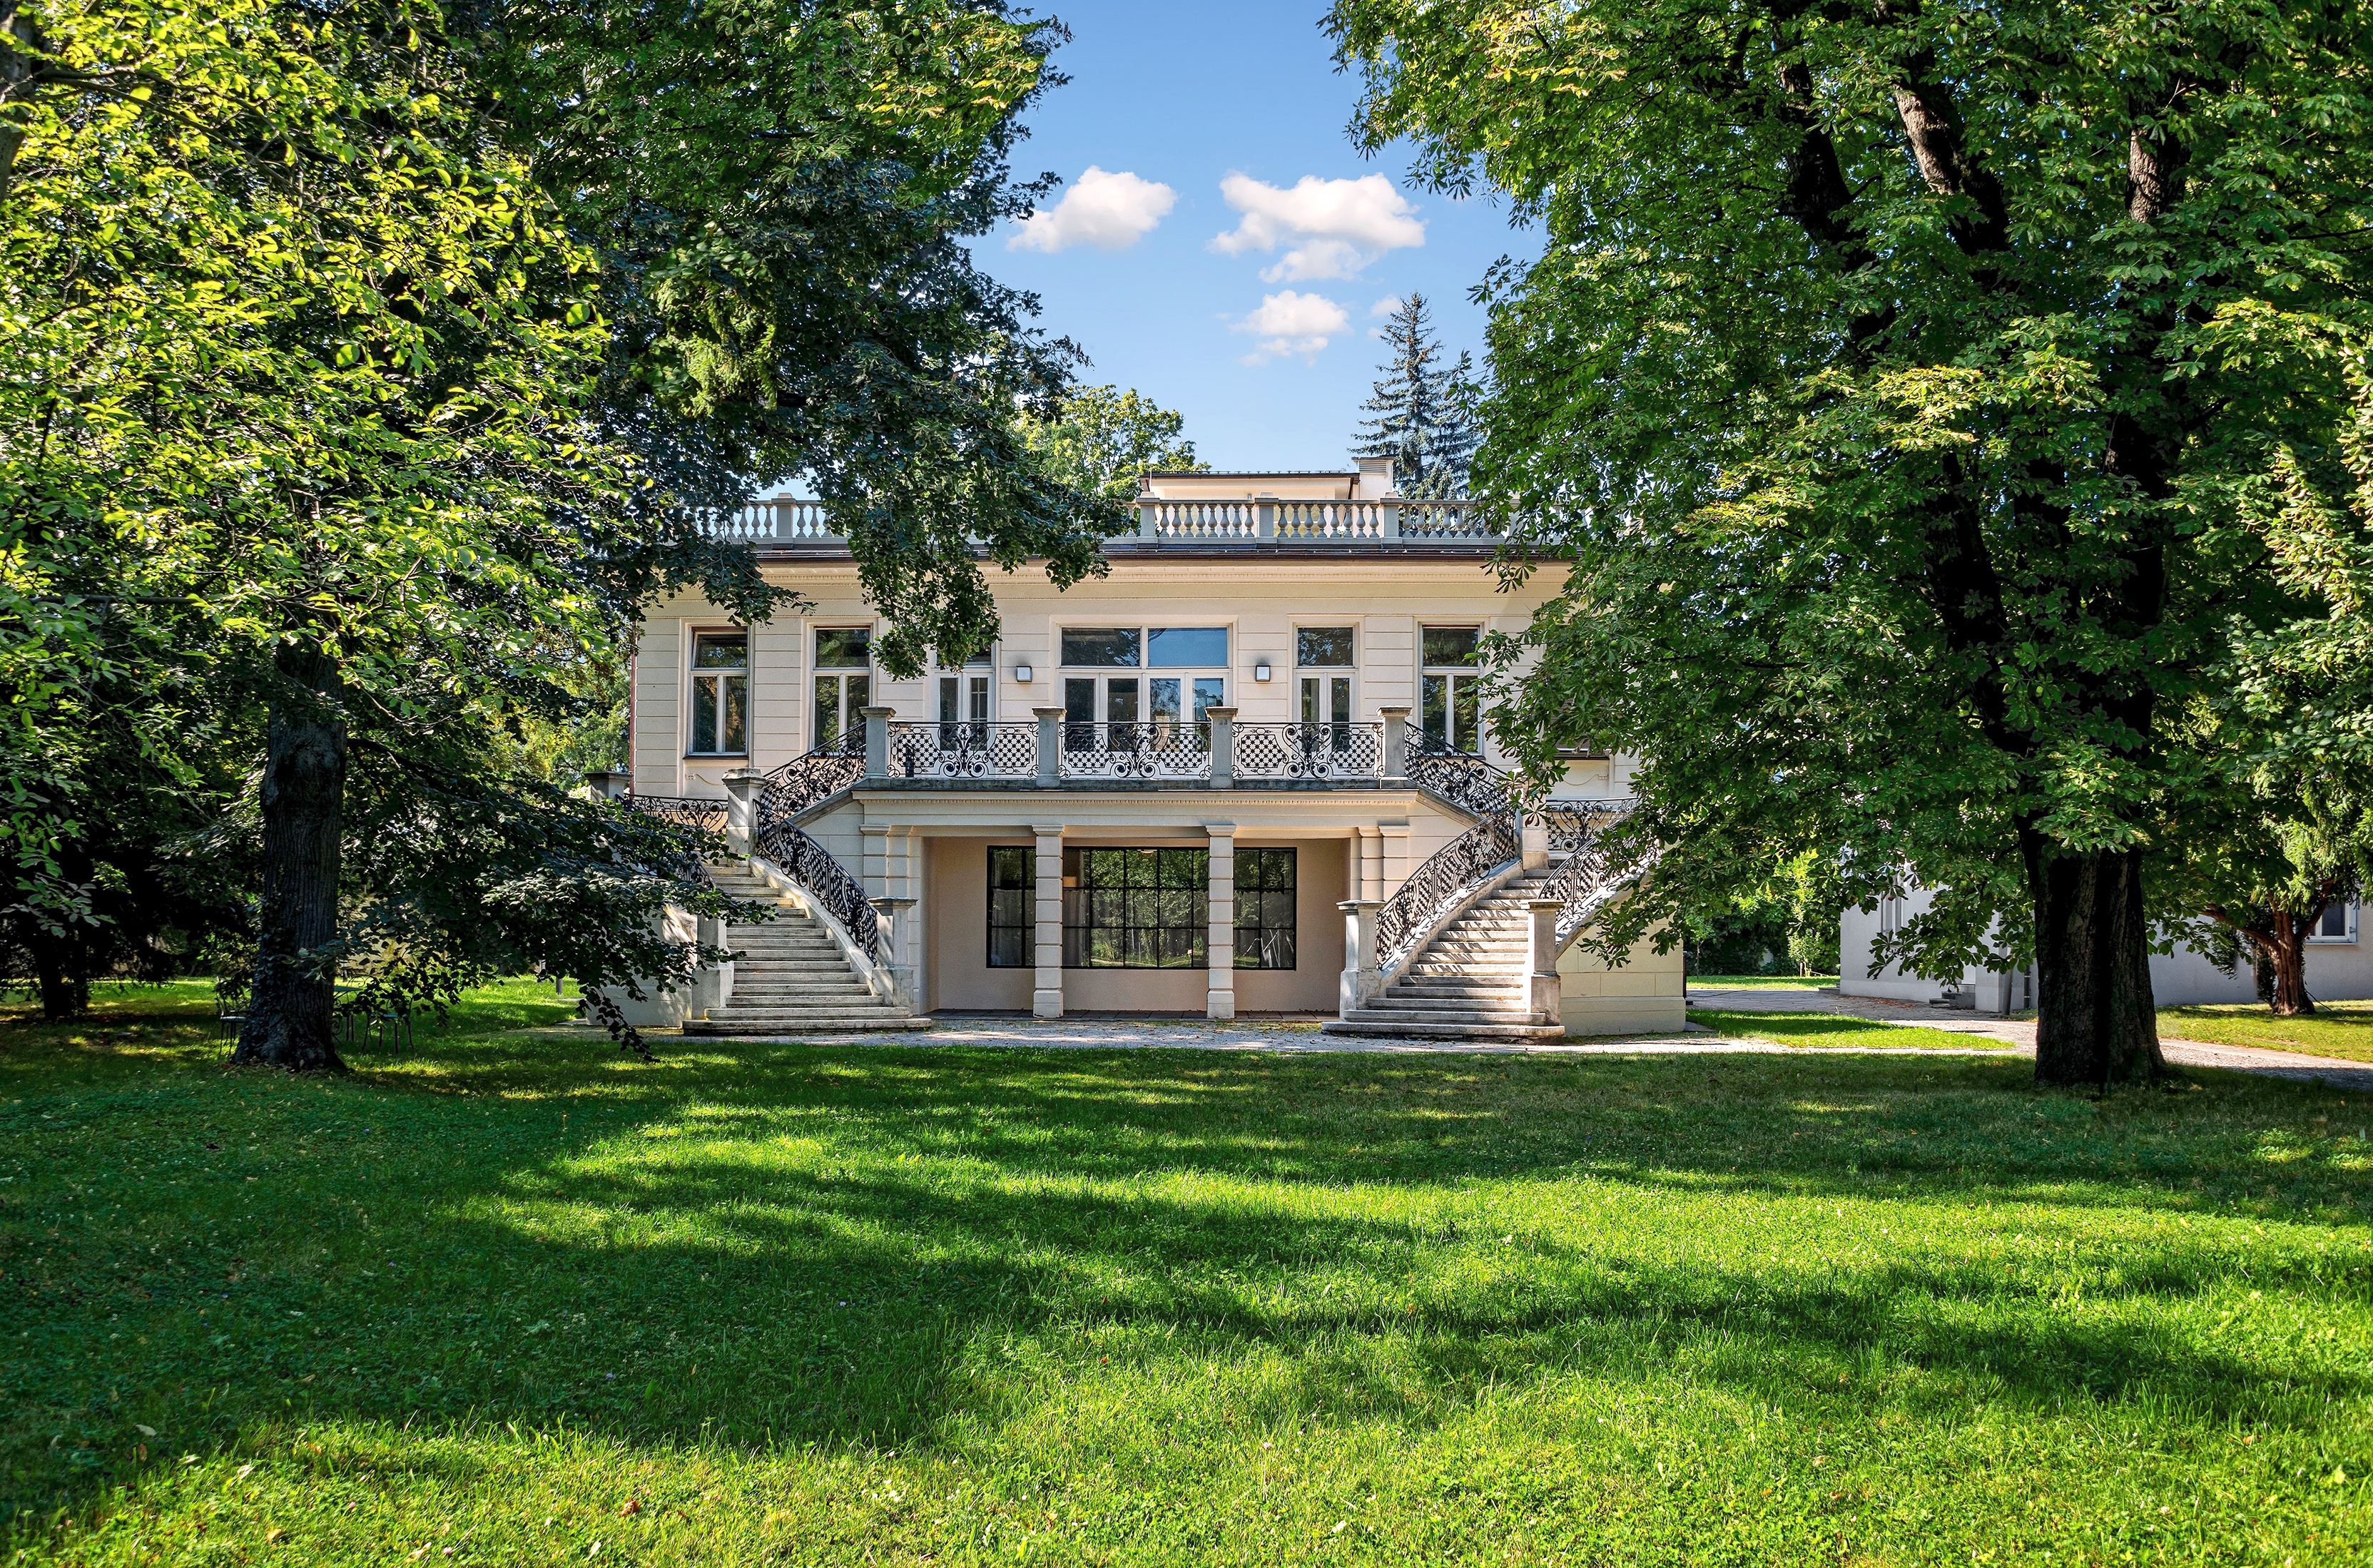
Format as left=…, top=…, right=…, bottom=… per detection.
left=1420, top=626, right=1483, bottom=753
left=688, top=633, right=748, bottom=755
left=1062, top=847, right=1208, bottom=968
left=812, top=627, right=871, bottom=750
left=987, top=847, right=1034, bottom=968
left=1234, top=848, right=1296, bottom=970
left=2313, top=901, right=2356, bottom=942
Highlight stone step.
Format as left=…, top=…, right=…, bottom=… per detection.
left=686, top=1014, right=931, bottom=1036
left=1321, top=1016, right=1567, bottom=1042
left=699, top=1004, right=908, bottom=1022
left=1376, top=1001, right=1538, bottom=1015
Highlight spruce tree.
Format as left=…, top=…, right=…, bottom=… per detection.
left=1351, top=294, right=1476, bottom=497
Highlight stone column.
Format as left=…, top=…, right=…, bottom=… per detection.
left=1379, top=499, right=1402, bottom=541
left=1525, top=897, right=1565, bottom=1029
left=1254, top=494, right=1276, bottom=541
left=1032, top=823, right=1064, bottom=1019
left=1378, top=706, right=1412, bottom=780
left=1337, top=899, right=1381, bottom=1016
left=583, top=770, right=629, bottom=801
left=1033, top=706, right=1064, bottom=787
left=1204, top=706, right=1237, bottom=787
left=1206, top=823, right=1236, bottom=1019
left=722, top=768, right=763, bottom=857
left=861, top=705, right=894, bottom=780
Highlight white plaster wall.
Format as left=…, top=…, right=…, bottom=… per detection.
left=1560, top=916, right=1685, bottom=1035
left=1843, top=895, right=2373, bottom=1008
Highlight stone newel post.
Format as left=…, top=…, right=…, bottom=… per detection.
left=1520, top=813, right=1552, bottom=872
left=722, top=768, right=763, bottom=858
left=1377, top=706, right=1411, bottom=780
left=1525, top=897, right=1565, bottom=1029
left=860, top=706, right=894, bottom=780
left=583, top=770, right=629, bottom=801
left=1204, top=706, right=1238, bottom=788
left=1338, top=899, right=1382, bottom=1016
left=1033, top=706, right=1064, bottom=787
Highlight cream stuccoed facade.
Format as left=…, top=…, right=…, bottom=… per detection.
left=616, top=461, right=1681, bottom=1037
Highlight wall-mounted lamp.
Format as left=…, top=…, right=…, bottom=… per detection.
left=1013, top=662, right=1034, bottom=683
left=1253, top=660, right=1273, bottom=682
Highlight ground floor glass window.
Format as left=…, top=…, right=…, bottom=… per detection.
left=987, top=847, right=1033, bottom=967
left=986, top=846, right=1296, bottom=970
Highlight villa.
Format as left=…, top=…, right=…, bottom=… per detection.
left=604, top=461, right=1678, bottom=1039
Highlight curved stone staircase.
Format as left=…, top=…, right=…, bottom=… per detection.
left=684, top=865, right=927, bottom=1037
left=1326, top=869, right=1568, bottom=1042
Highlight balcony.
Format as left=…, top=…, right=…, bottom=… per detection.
left=694, top=494, right=1501, bottom=549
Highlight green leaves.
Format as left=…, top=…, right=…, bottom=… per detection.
left=1331, top=0, right=2373, bottom=1003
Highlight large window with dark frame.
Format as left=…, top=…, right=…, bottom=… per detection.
left=986, top=847, right=1033, bottom=968
left=1232, top=848, right=1297, bottom=969
left=986, top=846, right=1295, bottom=969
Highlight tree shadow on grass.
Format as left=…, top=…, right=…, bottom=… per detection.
left=6, top=1032, right=2368, bottom=1526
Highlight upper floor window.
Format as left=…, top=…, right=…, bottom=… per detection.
left=1420, top=626, right=1483, bottom=753
left=2311, top=901, right=2358, bottom=943
left=1297, top=627, right=1355, bottom=668
left=1297, top=626, right=1355, bottom=730
left=688, top=633, right=747, bottom=756
left=1059, top=626, right=1230, bottom=668
left=1060, top=626, right=1228, bottom=749
left=813, top=626, right=871, bottom=751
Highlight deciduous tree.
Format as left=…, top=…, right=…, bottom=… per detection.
left=1330, top=0, right=2373, bottom=1084
left=1016, top=385, right=1206, bottom=502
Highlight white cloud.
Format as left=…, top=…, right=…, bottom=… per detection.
left=1368, top=295, right=1403, bottom=317
left=1230, top=290, right=1350, bottom=365
left=1007, top=166, right=1176, bottom=253
left=1210, top=173, right=1426, bottom=281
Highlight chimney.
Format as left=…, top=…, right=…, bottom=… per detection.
left=1354, top=456, right=1396, bottom=498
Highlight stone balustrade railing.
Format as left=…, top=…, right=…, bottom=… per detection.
left=691, top=497, right=1500, bottom=547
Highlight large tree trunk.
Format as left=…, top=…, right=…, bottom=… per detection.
left=234, top=645, right=347, bottom=1071
left=2028, top=839, right=2169, bottom=1086
left=2261, top=911, right=2314, bottom=1017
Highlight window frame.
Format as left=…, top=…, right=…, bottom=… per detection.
left=686, top=630, right=750, bottom=758
left=1418, top=624, right=1485, bottom=754
left=810, top=624, right=875, bottom=751
left=2307, top=900, right=2359, bottom=945
left=1231, top=847, right=1297, bottom=971
left=1057, top=623, right=1229, bottom=749
left=986, top=845, right=1034, bottom=968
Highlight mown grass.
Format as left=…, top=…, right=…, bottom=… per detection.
left=4, top=985, right=2370, bottom=1565
left=1688, top=1008, right=2013, bottom=1053
left=2159, top=1000, right=2373, bottom=1066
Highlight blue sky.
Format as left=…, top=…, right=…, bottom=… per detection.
left=976, top=1, right=1533, bottom=473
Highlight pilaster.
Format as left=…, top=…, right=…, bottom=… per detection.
left=1205, top=823, right=1236, bottom=1020
left=1032, top=823, right=1064, bottom=1018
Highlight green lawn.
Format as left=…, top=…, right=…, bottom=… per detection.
left=1688, top=1007, right=2016, bottom=1053
left=2160, top=1000, right=2373, bottom=1066
left=4, top=985, right=2370, bottom=1565
left=1687, top=974, right=1840, bottom=990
